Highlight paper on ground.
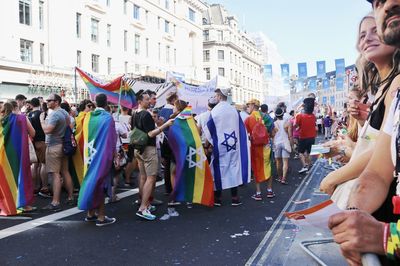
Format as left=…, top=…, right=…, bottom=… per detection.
left=310, top=144, right=330, bottom=156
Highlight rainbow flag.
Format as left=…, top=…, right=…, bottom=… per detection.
left=77, top=109, right=116, bottom=210
left=168, top=107, right=214, bottom=206
left=0, top=114, right=33, bottom=216
left=69, top=111, right=88, bottom=187
left=76, top=67, right=137, bottom=109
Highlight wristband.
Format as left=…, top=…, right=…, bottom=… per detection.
left=384, top=223, right=389, bottom=255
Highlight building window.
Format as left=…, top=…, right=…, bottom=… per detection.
left=133, top=5, right=140, bottom=20
left=76, top=13, right=81, bottom=38
left=218, top=67, right=225, bottom=77
left=107, top=24, right=111, bottom=47
left=124, top=30, right=127, bottom=51
left=39, top=1, right=44, bottom=29
left=164, top=20, right=169, bottom=33
left=217, top=30, right=223, bottom=41
left=158, top=42, right=161, bottom=61
left=165, top=0, right=170, bottom=9
left=166, top=46, right=170, bottom=64
left=123, top=0, right=127, bottom=14
left=188, top=8, right=195, bottom=22
left=174, top=48, right=176, bottom=65
left=124, top=61, right=128, bottom=73
left=20, top=39, right=33, bottom=62
left=204, top=68, right=210, bottom=80
left=203, top=30, right=209, bottom=41
left=91, top=54, right=99, bottom=72
left=145, top=38, right=149, bottom=58
left=218, top=50, right=224, bottom=61
left=40, top=43, right=44, bottom=64
left=203, top=50, right=210, bottom=62
left=19, top=0, right=31, bottom=25
left=134, top=34, right=140, bottom=55
left=91, top=18, right=99, bottom=43
left=107, top=57, right=111, bottom=74
left=77, top=50, right=81, bottom=67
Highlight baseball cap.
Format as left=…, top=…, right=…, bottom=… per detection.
left=275, top=107, right=284, bottom=117
left=246, top=98, right=260, bottom=106
left=215, top=87, right=231, bottom=97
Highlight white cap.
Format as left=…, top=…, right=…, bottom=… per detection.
left=215, top=87, right=232, bottom=97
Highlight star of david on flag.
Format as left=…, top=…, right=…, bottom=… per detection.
left=84, top=140, right=97, bottom=165
left=221, top=131, right=237, bottom=152
left=186, top=146, right=207, bottom=169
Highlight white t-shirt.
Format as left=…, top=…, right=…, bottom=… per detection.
left=115, top=121, right=128, bottom=151
left=196, top=110, right=211, bottom=144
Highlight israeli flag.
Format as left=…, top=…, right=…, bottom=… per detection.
left=206, top=101, right=250, bottom=191
left=317, top=61, right=326, bottom=79
left=298, top=62, right=307, bottom=79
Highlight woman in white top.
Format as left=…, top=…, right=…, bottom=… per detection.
left=273, top=107, right=292, bottom=184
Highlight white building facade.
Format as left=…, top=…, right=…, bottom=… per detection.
left=202, top=4, right=263, bottom=104
left=0, top=0, right=207, bottom=102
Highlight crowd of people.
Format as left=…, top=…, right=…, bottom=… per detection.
left=3, top=0, right=400, bottom=264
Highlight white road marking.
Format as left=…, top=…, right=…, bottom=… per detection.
left=0, top=180, right=164, bottom=240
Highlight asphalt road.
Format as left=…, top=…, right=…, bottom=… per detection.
left=0, top=157, right=310, bottom=266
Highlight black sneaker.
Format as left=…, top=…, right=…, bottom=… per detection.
left=84, top=215, right=98, bottom=222
left=96, top=216, right=116, bottom=227
left=42, top=203, right=62, bottom=212
left=231, top=198, right=242, bottom=206
left=214, top=199, right=222, bottom=207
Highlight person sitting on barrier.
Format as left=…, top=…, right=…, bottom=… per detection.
left=320, top=12, right=400, bottom=211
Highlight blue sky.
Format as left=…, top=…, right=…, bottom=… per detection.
left=210, top=0, right=372, bottom=76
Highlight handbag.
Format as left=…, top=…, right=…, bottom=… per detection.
left=129, top=111, right=148, bottom=152
left=63, top=125, right=77, bottom=156
left=29, top=138, right=38, bottom=164
left=114, top=146, right=128, bottom=170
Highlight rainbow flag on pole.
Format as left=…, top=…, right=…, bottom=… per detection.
left=0, top=114, right=33, bottom=216
left=168, top=107, right=214, bottom=206
left=76, top=67, right=137, bottom=109
left=77, top=109, right=116, bottom=210
left=69, top=111, right=88, bottom=187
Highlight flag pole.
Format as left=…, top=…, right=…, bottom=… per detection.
left=116, top=77, right=123, bottom=121
left=74, top=67, right=77, bottom=103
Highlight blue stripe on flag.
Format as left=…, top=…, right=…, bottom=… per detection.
left=207, top=116, right=222, bottom=191
left=238, top=114, right=249, bottom=184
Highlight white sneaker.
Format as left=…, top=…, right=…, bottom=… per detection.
left=298, top=167, right=308, bottom=174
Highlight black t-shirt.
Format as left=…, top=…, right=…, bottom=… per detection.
left=28, top=110, right=45, bottom=142
left=133, top=110, right=156, bottom=146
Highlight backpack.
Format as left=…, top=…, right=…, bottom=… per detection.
left=129, top=111, right=149, bottom=153
left=63, top=125, right=77, bottom=156
left=251, top=117, right=269, bottom=146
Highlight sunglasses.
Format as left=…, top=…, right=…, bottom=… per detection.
left=46, top=99, right=55, bottom=102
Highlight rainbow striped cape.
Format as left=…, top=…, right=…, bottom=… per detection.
left=168, top=107, right=214, bottom=206
left=76, top=67, right=136, bottom=109
left=77, top=109, right=116, bottom=210
left=0, top=114, right=33, bottom=216
left=69, top=111, right=88, bottom=187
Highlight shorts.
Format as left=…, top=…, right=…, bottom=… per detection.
left=46, top=144, right=64, bottom=173
left=274, top=143, right=290, bottom=158
left=134, top=146, right=158, bottom=177
left=298, top=138, right=315, bottom=154
left=34, top=141, right=46, bottom=164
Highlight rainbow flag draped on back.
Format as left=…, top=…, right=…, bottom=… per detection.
left=69, top=111, right=88, bottom=187
left=76, top=67, right=137, bottom=109
left=77, top=109, right=116, bottom=210
left=168, top=107, right=214, bottom=207
left=0, top=114, right=33, bottom=216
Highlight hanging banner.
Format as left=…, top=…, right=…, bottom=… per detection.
left=330, top=96, right=335, bottom=105
left=322, top=96, right=327, bottom=105
left=298, top=62, right=308, bottom=79
left=317, top=61, right=326, bottom=79
left=264, top=64, right=273, bottom=80
left=336, top=77, right=344, bottom=91
left=322, top=79, right=330, bottom=90
left=308, top=78, right=317, bottom=91
left=281, top=64, right=290, bottom=84
left=335, top=58, right=345, bottom=78
left=296, top=80, right=303, bottom=92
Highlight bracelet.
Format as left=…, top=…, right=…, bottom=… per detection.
left=346, top=207, right=359, bottom=210
left=384, top=222, right=389, bottom=255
